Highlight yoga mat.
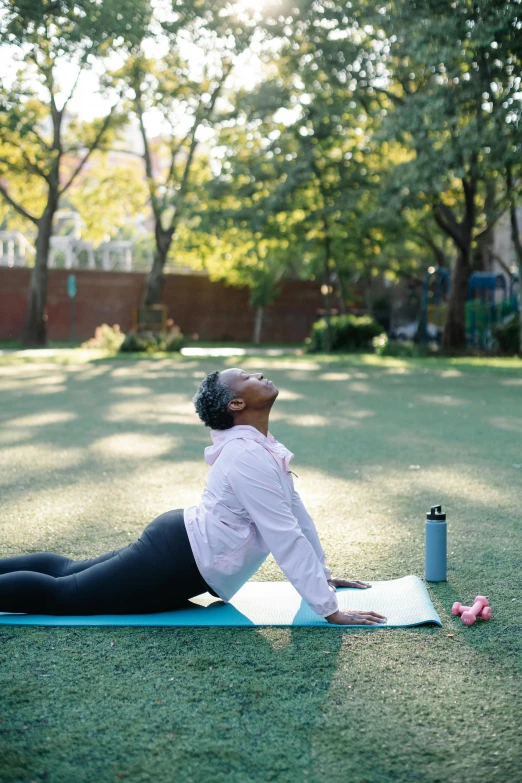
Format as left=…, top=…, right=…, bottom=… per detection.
left=0, top=575, right=441, bottom=628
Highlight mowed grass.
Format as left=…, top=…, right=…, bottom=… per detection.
left=0, top=352, right=520, bottom=783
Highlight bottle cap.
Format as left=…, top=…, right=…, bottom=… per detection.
left=426, top=504, right=446, bottom=521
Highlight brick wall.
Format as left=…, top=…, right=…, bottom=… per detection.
left=0, top=268, right=325, bottom=343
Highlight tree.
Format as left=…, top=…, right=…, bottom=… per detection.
left=0, top=0, right=150, bottom=345
left=0, top=143, right=43, bottom=241
left=173, top=141, right=306, bottom=345
left=182, top=225, right=291, bottom=344
left=66, top=154, right=148, bottom=244
left=298, top=0, right=522, bottom=351
left=198, top=29, right=429, bottom=349
left=506, top=162, right=522, bottom=356
left=115, top=1, right=256, bottom=306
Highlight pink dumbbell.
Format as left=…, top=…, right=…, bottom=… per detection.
left=452, top=595, right=492, bottom=625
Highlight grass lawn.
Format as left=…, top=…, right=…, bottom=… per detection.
left=0, top=351, right=520, bottom=783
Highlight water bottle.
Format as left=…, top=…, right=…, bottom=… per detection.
left=425, top=504, right=447, bottom=582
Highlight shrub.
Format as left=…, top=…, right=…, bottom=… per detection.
left=493, top=313, right=520, bottom=355
left=119, top=332, right=151, bottom=353
left=304, top=314, right=385, bottom=353
left=164, top=323, right=185, bottom=352
left=372, top=334, right=439, bottom=358
left=119, top=321, right=185, bottom=354
left=372, top=332, right=391, bottom=355
left=81, top=324, right=125, bottom=352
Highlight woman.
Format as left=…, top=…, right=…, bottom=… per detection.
left=0, top=368, right=386, bottom=626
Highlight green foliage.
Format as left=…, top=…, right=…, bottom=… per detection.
left=493, top=313, right=520, bottom=356
left=119, top=323, right=185, bottom=353
left=372, top=334, right=440, bottom=358
left=80, top=323, right=125, bottom=352
left=0, top=0, right=151, bottom=219
left=0, top=0, right=152, bottom=345
left=270, top=0, right=521, bottom=350
left=2, top=0, right=520, bottom=353
left=81, top=321, right=185, bottom=353
left=66, top=155, right=148, bottom=244
left=195, top=8, right=442, bottom=318
left=304, top=314, right=385, bottom=353
left=110, top=2, right=257, bottom=304
left=372, top=332, right=392, bottom=356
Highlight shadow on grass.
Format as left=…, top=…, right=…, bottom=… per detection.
left=0, top=355, right=521, bottom=782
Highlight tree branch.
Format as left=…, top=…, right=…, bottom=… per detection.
left=462, top=176, right=476, bottom=233
left=60, top=66, right=84, bottom=111
left=161, top=124, right=196, bottom=206
left=473, top=207, right=508, bottom=242
left=101, top=147, right=143, bottom=158
left=58, top=41, right=97, bottom=113
left=411, top=228, right=446, bottom=264
left=39, top=58, right=61, bottom=146
left=433, top=201, right=467, bottom=252
left=18, top=147, right=50, bottom=182
left=169, top=66, right=233, bottom=230
left=507, top=162, right=522, bottom=267
left=491, top=252, right=514, bottom=277
left=59, top=104, right=118, bottom=195
left=28, top=126, right=52, bottom=152
left=134, top=86, right=162, bottom=225
left=367, top=84, right=405, bottom=107
left=0, top=183, right=39, bottom=224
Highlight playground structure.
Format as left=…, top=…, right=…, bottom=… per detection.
left=466, top=271, right=519, bottom=349
left=0, top=231, right=36, bottom=267
left=0, top=211, right=135, bottom=273
left=0, top=229, right=134, bottom=273
left=420, top=267, right=519, bottom=348
left=49, top=235, right=96, bottom=269
left=97, top=241, right=133, bottom=271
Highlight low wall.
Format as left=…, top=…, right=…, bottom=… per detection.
left=0, top=268, right=325, bottom=343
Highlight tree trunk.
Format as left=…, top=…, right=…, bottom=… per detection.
left=507, top=165, right=522, bottom=357
left=319, top=209, right=333, bottom=351
left=433, top=172, right=477, bottom=353
left=22, top=200, right=57, bottom=347
left=431, top=243, right=447, bottom=269
left=509, top=204, right=522, bottom=357
left=519, top=266, right=522, bottom=360
left=322, top=284, right=333, bottom=352
left=473, top=179, right=496, bottom=271
left=441, top=249, right=470, bottom=353
left=332, top=268, right=347, bottom=314
left=364, top=271, right=373, bottom=316
left=142, top=227, right=172, bottom=306
left=253, top=304, right=264, bottom=345
left=516, top=268, right=521, bottom=360
left=321, top=240, right=333, bottom=352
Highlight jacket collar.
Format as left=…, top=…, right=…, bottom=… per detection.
left=204, top=424, right=294, bottom=474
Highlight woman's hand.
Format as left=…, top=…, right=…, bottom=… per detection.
left=326, top=578, right=387, bottom=625
left=325, top=609, right=387, bottom=625
left=327, top=577, right=372, bottom=590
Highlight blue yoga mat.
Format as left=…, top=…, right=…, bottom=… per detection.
left=0, top=575, right=441, bottom=628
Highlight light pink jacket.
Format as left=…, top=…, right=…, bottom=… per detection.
left=183, top=424, right=339, bottom=618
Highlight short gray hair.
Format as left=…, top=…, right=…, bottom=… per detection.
left=192, top=370, right=236, bottom=430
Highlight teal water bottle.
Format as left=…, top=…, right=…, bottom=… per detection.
left=425, top=504, right=447, bottom=582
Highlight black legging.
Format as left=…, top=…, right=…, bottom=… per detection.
left=0, top=508, right=218, bottom=615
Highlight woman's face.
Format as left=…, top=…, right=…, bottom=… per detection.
left=219, top=367, right=279, bottom=413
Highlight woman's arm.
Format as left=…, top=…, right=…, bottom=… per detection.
left=291, top=486, right=332, bottom=581
left=290, top=485, right=386, bottom=625
left=227, top=449, right=339, bottom=619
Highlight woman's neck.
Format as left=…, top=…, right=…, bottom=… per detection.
left=231, top=415, right=269, bottom=438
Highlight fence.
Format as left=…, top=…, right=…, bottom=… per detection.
left=0, top=267, right=325, bottom=344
